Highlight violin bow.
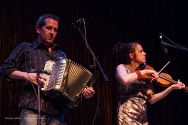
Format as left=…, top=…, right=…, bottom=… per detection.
left=157, top=60, right=188, bottom=93
left=158, top=60, right=171, bottom=75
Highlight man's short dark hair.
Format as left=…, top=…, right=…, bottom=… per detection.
left=35, top=14, right=60, bottom=28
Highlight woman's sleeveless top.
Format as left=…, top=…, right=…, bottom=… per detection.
left=118, top=65, right=149, bottom=125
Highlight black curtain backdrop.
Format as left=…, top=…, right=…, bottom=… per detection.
left=1, top=0, right=188, bottom=125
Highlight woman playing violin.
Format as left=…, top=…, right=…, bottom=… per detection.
left=114, top=41, right=185, bottom=125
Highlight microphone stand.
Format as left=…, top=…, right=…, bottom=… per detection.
left=36, top=71, right=41, bottom=125
left=73, top=19, right=109, bottom=125
left=35, top=69, right=50, bottom=125
left=75, top=20, right=109, bottom=83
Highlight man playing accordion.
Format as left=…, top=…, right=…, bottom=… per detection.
left=1, top=14, right=95, bottom=125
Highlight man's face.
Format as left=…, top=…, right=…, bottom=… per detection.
left=36, top=18, right=59, bottom=46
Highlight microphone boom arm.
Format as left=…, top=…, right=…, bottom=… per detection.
left=160, top=33, right=188, bottom=52
left=162, top=42, right=188, bottom=52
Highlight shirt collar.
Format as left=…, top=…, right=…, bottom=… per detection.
left=32, top=39, right=58, bottom=50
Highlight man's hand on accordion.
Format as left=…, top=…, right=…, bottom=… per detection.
left=82, top=86, right=95, bottom=99
left=27, top=73, right=46, bottom=87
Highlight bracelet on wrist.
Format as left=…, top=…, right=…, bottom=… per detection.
left=135, top=70, right=143, bottom=81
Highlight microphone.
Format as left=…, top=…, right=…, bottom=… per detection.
left=71, top=18, right=84, bottom=27
left=159, top=33, right=168, bottom=54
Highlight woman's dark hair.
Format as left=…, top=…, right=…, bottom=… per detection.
left=35, top=14, right=60, bottom=28
left=113, top=41, right=140, bottom=64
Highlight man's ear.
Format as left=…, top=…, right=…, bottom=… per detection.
left=36, top=26, right=40, bottom=34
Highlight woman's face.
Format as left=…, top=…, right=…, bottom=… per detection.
left=133, top=44, right=146, bottom=64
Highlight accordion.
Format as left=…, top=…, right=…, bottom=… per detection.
left=41, top=58, right=93, bottom=102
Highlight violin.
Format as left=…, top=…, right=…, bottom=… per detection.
left=138, top=64, right=188, bottom=93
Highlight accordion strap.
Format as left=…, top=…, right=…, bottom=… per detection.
left=57, top=49, right=67, bottom=60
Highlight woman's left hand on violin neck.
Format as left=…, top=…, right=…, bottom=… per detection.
left=170, top=80, right=185, bottom=90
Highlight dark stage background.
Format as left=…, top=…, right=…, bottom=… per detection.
left=1, top=0, right=188, bottom=125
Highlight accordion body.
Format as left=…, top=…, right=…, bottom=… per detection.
left=41, top=58, right=93, bottom=102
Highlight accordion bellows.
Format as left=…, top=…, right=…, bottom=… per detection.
left=41, top=59, right=93, bottom=102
